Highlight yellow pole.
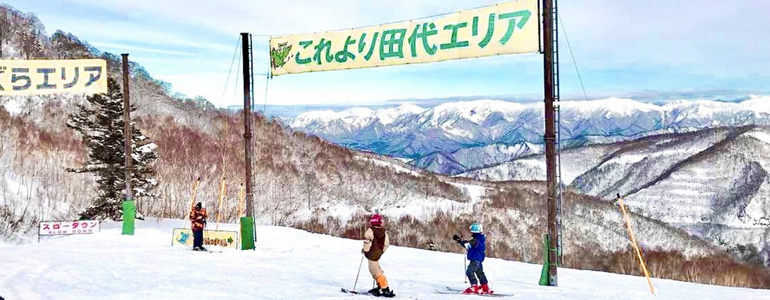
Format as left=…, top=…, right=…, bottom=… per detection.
left=215, top=150, right=228, bottom=230
left=617, top=196, right=656, bottom=295
left=183, top=177, right=201, bottom=229
left=239, top=183, right=245, bottom=217
left=216, top=176, right=226, bottom=230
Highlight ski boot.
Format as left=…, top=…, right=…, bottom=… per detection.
left=480, top=284, right=494, bottom=295
left=462, top=285, right=480, bottom=294
left=199, top=246, right=208, bottom=252
left=367, top=287, right=382, bottom=296
left=192, top=246, right=201, bottom=251
left=379, top=287, right=395, bottom=298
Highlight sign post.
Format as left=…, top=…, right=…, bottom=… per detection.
left=121, top=53, right=135, bottom=236
left=241, top=32, right=257, bottom=250
left=122, top=200, right=135, bottom=235
left=542, top=0, right=559, bottom=286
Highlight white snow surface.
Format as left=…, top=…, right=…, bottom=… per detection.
left=447, top=182, right=486, bottom=204
left=356, top=156, right=421, bottom=176
left=746, top=131, right=770, bottom=144
left=2, top=98, right=23, bottom=115
left=1, top=218, right=768, bottom=300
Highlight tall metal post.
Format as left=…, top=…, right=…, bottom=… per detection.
left=542, top=0, right=558, bottom=286
left=239, top=32, right=257, bottom=250
left=122, top=54, right=133, bottom=202
left=241, top=33, right=254, bottom=218
left=121, top=53, right=135, bottom=235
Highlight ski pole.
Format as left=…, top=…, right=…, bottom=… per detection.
left=353, top=255, right=364, bottom=291
left=464, top=255, right=468, bottom=284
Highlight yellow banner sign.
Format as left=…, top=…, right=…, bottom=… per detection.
left=0, top=59, right=107, bottom=96
left=269, top=0, right=539, bottom=76
left=171, top=228, right=239, bottom=249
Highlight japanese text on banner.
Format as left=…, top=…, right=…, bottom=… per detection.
left=39, top=220, right=100, bottom=236
left=269, top=0, right=538, bottom=76
left=0, top=59, right=107, bottom=96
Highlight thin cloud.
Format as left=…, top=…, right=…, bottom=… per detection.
left=90, top=42, right=197, bottom=57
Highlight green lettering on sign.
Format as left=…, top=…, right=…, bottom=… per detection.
left=379, top=29, right=407, bottom=60
left=408, top=22, right=438, bottom=57
left=295, top=40, right=313, bottom=64
left=440, top=23, right=469, bottom=50
left=358, top=32, right=380, bottom=61
left=499, top=10, right=532, bottom=45
left=335, top=36, right=357, bottom=63
left=478, top=13, right=496, bottom=48
left=313, top=38, right=334, bottom=65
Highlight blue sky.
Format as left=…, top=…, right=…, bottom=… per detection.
left=7, top=0, right=769, bottom=107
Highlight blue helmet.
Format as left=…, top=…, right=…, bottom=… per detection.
left=470, top=223, right=483, bottom=233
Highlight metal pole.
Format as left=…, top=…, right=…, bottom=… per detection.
left=542, top=0, right=558, bottom=286
left=353, top=255, right=364, bottom=291
left=241, top=33, right=254, bottom=219
left=121, top=54, right=133, bottom=202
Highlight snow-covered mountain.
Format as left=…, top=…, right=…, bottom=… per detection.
left=462, top=125, right=770, bottom=266
left=290, top=97, right=770, bottom=174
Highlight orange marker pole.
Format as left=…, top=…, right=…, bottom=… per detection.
left=216, top=176, right=226, bottom=230
left=239, top=183, right=245, bottom=217
left=617, top=196, right=656, bottom=295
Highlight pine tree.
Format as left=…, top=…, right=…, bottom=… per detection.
left=67, top=77, right=158, bottom=220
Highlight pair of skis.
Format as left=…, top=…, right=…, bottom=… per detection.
left=341, top=286, right=512, bottom=297
left=340, top=288, right=395, bottom=298
left=192, top=248, right=222, bottom=253
left=435, top=286, right=512, bottom=297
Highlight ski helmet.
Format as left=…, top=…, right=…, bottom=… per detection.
left=195, top=202, right=202, bottom=210
left=469, top=223, right=483, bottom=233
left=370, top=214, right=383, bottom=226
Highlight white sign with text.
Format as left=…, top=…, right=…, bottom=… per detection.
left=39, top=220, right=100, bottom=236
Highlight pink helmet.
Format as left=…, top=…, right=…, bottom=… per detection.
left=370, top=214, right=383, bottom=226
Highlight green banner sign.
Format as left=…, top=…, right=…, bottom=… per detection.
left=270, top=0, right=539, bottom=76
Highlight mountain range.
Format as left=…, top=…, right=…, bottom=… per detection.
left=290, top=97, right=770, bottom=174
left=463, top=125, right=770, bottom=266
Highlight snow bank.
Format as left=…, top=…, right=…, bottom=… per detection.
left=1, top=218, right=767, bottom=300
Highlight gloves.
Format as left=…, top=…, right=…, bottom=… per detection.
left=452, top=234, right=461, bottom=242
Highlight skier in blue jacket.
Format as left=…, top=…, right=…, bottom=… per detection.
left=453, top=223, right=493, bottom=295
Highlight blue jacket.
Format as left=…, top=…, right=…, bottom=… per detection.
left=464, top=233, right=486, bottom=262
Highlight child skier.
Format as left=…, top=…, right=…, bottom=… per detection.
left=189, top=202, right=208, bottom=251
left=453, top=222, right=493, bottom=295
left=362, top=214, right=395, bottom=297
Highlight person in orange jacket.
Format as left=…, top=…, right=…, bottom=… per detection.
left=189, top=202, right=208, bottom=251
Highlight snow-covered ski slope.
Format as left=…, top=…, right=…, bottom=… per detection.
left=1, top=219, right=768, bottom=300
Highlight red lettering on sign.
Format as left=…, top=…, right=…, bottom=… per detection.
left=53, top=224, right=60, bottom=230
